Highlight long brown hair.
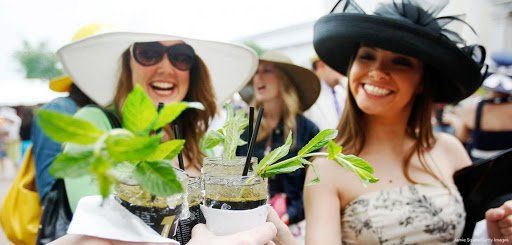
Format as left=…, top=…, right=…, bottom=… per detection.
left=114, top=48, right=217, bottom=169
left=253, top=65, right=301, bottom=143
left=337, top=61, right=442, bottom=184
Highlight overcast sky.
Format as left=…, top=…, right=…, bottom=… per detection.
left=0, top=0, right=327, bottom=81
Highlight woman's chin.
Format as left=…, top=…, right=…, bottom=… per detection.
left=357, top=102, right=389, bottom=116
left=148, top=90, right=184, bottom=104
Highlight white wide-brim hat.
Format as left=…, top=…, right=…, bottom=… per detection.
left=57, top=32, right=258, bottom=107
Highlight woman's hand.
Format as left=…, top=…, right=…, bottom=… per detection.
left=486, top=200, right=512, bottom=244
left=50, top=223, right=277, bottom=245
left=267, top=207, right=297, bottom=245
left=187, top=222, right=277, bottom=245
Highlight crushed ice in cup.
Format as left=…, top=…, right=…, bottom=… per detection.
left=220, top=203, right=231, bottom=210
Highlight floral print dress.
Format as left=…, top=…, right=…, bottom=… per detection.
left=341, top=184, right=465, bottom=244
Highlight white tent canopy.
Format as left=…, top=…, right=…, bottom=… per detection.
left=0, top=79, right=67, bottom=106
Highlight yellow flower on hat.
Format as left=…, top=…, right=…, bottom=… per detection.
left=50, top=23, right=108, bottom=92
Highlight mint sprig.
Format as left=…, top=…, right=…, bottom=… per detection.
left=254, top=129, right=379, bottom=185
left=36, top=110, right=104, bottom=145
left=200, top=105, right=248, bottom=159
left=38, top=84, right=201, bottom=199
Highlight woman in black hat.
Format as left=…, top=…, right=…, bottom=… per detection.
left=267, top=0, right=512, bottom=244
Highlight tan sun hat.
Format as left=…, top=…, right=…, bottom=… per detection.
left=241, top=50, right=320, bottom=111
left=49, top=23, right=109, bottom=92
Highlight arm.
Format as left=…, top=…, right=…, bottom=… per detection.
left=304, top=158, right=342, bottom=245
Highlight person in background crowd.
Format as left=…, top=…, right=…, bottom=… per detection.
left=432, top=103, right=455, bottom=134
left=17, top=105, right=34, bottom=159
left=0, top=107, right=21, bottom=175
left=443, top=52, right=512, bottom=161
left=32, top=81, right=94, bottom=199
left=237, top=50, right=320, bottom=241
left=267, top=0, right=512, bottom=244
left=32, top=24, right=100, bottom=201
left=304, top=56, right=347, bottom=130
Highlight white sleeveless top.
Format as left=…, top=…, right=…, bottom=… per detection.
left=341, top=184, right=465, bottom=244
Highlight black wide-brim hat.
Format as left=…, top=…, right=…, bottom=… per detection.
left=314, top=0, right=487, bottom=103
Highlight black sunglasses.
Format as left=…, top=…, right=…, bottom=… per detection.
left=131, top=42, right=196, bottom=71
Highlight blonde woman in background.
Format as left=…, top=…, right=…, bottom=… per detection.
left=237, top=50, right=320, bottom=240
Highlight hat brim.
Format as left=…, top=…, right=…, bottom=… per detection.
left=314, top=13, right=483, bottom=103
left=58, top=32, right=258, bottom=107
left=241, top=59, right=320, bottom=111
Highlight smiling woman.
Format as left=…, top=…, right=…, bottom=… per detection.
left=255, top=0, right=512, bottom=244
left=54, top=31, right=258, bottom=212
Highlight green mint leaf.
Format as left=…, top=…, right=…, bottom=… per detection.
left=237, top=138, right=247, bottom=146
left=135, top=160, right=184, bottom=196
left=153, top=102, right=204, bottom=130
left=90, top=155, right=113, bottom=198
left=122, top=85, right=157, bottom=135
left=300, top=158, right=320, bottom=186
left=147, top=140, right=185, bottom=161
left=97, top=173, right=113, bottom=199
left=153, top=102, right=188, bottom=130
left=298, top=129, right=338, bottom=156
left=327, top=140, right=342, bottom=160
left=185, top=102, right=206, bottom=110
left=105, top=134, right=161, bottom=162
left=340, top=154, right=375, bottom=174
left=49, top=151, right=94, bottom=178
left=334, top=154, right=379, bottom=184
left=260, top=158, right=303, bottom=178
left=235, top=110, right=249, bottom=132
left=222, top=106, right=248, bottom=160
left=257, top=132, right=293, bottom=174
left=36, top=109, right=104, bottom=145
left=200, top=130, right=224, bottom=150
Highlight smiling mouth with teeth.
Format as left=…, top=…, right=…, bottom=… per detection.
left=150, top=82, right=175, bottom=91
left=362, top=84, right=393, bottom=96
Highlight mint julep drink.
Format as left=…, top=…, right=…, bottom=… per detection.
left=203, top=174, right=267, bottom=210
left=114, top=167, right=188, bottom=238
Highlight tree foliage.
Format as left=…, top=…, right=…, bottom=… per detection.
left=13, top=40, right=63, bottom=80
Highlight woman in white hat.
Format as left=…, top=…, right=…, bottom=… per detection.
left=267, top=0, right=512, bottom=244
left=237, top=50, right=320, bottom=231
left=58, top=31, right=257, bottom=211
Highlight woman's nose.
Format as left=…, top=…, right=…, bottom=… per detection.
left=368, top=67, right=391, bottom=82
left=155, top=54, right=177, bottom=75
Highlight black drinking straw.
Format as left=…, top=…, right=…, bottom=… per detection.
left=243, top=107, right=264, bottom=176
left=173, top=124, right=185, bottom=170
left=248, top=107, right=254, bottom=146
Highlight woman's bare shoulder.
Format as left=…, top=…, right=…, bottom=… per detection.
left=307, top=156, right=364, bottom=197
left=432, top=132, right=472, bottom=172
